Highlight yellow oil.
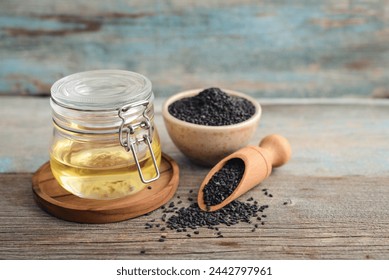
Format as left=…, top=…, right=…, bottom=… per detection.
left=50, top=134, right=161, bottom=200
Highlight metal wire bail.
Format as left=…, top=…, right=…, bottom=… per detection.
left=118, top=100, right=160, bottom=184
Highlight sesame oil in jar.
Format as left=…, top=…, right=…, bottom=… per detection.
left=50, top=131, right=161, bottom=200
left=49, top=70, right=161, bottom=200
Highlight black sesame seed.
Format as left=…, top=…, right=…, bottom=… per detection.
left=147, top=186, right=152, bottom=190
left=203, top=158, right=245, bottom=207
left=140, top=250, right=145, bottom=254
left=158, top=238, right=165, bottom=242
left=194, top=231, right=199, bottom=234
left=163, top=201, right=267, bottom=237
left=168, top=87, right=255, bottom=126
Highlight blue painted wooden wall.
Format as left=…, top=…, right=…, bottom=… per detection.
left=0, top=0, right=388, bottom=98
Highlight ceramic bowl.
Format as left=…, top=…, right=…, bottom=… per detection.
left=162, top=89, right=262, bottom=166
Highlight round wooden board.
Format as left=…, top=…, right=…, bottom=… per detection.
left=32, top=153, right=179, bottom=223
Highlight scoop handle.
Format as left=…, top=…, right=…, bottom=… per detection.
left=259, top=134, right=291, bottom=168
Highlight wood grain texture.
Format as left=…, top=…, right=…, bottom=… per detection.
left=0, top=0, right=388, bottom=97
left=1, top=173, right=389, bottom=259
left=0, top=96, right=389, bottom=259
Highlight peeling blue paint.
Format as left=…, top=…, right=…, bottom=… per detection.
left=0, top=157, right=12, bottom=172
left=0, top=15, right=84, bottom=31
left=0, top=2, right=387, bottom=97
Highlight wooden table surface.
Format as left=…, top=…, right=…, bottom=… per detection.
left=1, top=96, right=389, bottom=259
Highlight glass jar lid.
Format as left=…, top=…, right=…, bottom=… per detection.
left=51, top=70, right=152, bottom=111
left=50, top=70, right=155, bottom=134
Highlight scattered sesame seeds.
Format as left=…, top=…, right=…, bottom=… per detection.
left=166, top=200, right=267, bottom=233
left=143, top=186, right=274, bottom=242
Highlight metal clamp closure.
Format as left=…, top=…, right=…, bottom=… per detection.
left=118, top=100, right=160, bottom=184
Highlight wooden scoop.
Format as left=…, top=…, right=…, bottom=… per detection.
left=197, top=134, right=291, bottom=211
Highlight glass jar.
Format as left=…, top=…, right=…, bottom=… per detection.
left=49, top=70, right=161, bottom=200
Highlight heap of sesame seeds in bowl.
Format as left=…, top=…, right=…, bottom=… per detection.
left=162, top=87, right=262, bottom=166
